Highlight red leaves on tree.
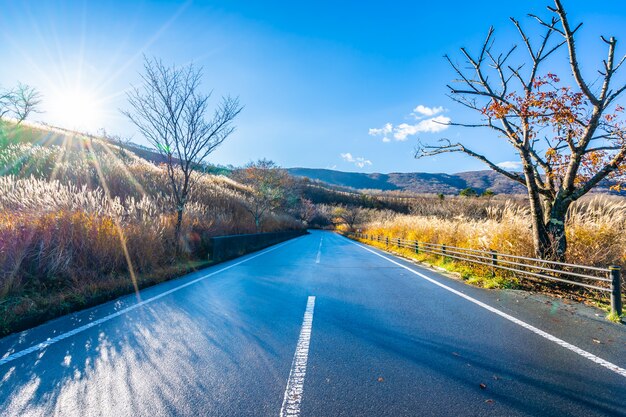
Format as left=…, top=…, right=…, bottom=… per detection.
left=481, top=74, right=626, bottom=190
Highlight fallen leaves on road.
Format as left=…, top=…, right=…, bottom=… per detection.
left=377, top=377, right=384, bottom=382
left=479, top=383, right=487, bottom=389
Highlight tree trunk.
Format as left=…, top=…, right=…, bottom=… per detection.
left=529, top=197, right=570, bottom=261
left=528, top=200, right=550, bottom=259
left=255, top=216, right=261, bottom=233
left=522, top=167, right=551, bottom=260
left=541, top=198, right=571, bottom=261
left=174, top=207, right=184, bottom=248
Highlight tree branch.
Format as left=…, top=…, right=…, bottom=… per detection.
left=415, top=139, right=527, bottom=185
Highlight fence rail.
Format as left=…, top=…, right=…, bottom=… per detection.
left=352, top=232, right=623, bottom=316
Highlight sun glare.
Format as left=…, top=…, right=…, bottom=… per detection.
left=48, top=88, right=102, bottom=131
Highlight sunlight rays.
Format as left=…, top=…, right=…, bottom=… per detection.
left=97, top=0, right=193, bottom=94
left=48, top=133, right=71, bottom=183
left=97, top=141, right=148, bottom=197
left=1, top=118, right=154, bottom=302
left=84, top=139, right=141, bottom=300
left=1, top=0, right=201, bottom=138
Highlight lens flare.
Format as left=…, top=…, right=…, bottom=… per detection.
left=47, top=88, right=102, bottom=131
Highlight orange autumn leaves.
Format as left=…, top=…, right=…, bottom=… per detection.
left=482, top=74, right=626, bottom=190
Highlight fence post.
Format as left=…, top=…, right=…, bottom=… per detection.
left=386, top=236, right=389, bottom=247
left=397, top=238, right=401, bottom=247
left=609, top=266, right=622, bottom=317
left=441, top=244, right=446, bottom=258
left=415, top=241, right=419, bottom=254
left=491, top=250, right=498, bottom=277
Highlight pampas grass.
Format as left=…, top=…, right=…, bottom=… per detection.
left=0, top=137, right=301, bottom=300
left=361, top=196, right=626, bottom=269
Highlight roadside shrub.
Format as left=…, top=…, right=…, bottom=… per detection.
left=360, top=196, right=626, bottom=269
left=0, top=139, right=303, bottom=299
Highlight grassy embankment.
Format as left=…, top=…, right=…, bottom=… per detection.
left=0, top=122, right=302, bottom=336
left=351, top=195, right=626, bottom=317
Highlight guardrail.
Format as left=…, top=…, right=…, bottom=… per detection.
left=352, top=232, right=623, bottom=316
left=209, top=230, right=307, bottom=262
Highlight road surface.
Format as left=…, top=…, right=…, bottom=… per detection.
left=1, top=230, right=625, bottom=416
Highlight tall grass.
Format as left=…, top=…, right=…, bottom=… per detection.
left=359, top=195, right=626, bottom=298
left=361, top=196, right=626, bottom=268
left=0, top=130, right=302, bottom=334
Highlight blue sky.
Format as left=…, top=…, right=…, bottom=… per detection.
left=1, top=0, right=625, bottom=173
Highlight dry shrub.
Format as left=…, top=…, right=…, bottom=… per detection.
left=408, top=194, right=527, bottom=220
left=0, top=140, right=302, bottom=299
left=361, top=196, right=625, bottom=269
left=566, top=196, right=626, bottom=268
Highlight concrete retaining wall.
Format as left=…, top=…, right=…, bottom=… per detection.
left=208, top=230, right=307, bottom=262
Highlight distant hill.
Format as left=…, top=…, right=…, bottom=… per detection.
left=288, top=167, right=626, bottom=195
left=288, top=168, right=525, bottom=194
left=287, top=168, right=524, bottom=195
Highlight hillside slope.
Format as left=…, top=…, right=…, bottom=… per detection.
left=0, top=122, right=302, bottom=336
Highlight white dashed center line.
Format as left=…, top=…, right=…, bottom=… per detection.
left=315, top=237, right=323, bottom=264
left=280, top=296, right=316, bottom=417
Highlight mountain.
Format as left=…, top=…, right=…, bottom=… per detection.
left=287, top=168, right=527, bottom=195
left=288, top=167, right=626, bottom=195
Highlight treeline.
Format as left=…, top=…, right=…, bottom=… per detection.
left=298, top=179, right=413, bottom=213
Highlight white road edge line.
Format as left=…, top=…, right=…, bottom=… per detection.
left=0, top=237, right=303, bottom=367
left=345, top=236, right=626, bottom=379
left=315, top=236, right=323, bottom=264
left=280, top=296, right=316, bottom=417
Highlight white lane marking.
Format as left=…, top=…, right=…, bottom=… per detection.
left=315, top=237, right=323, bottom=264
left=345, top=237, right=626, bottom=379
left=0, top=238, right=302, bottom=367
left=280, top=296, right=316, bottom=417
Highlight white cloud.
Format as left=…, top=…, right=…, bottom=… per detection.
left=368, top=122, right=392, bottom=136
left=340, top=152, right=372, bottom=168
left=412, top=105, right=444, bottom=118
left=497, top=161, right=523, bottom=170
left=393, top=115, right=451, bottom=141
left=369, top=106, right=450, bottom=142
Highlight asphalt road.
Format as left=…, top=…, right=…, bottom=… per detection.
left=1, top=230, right=625, bottom=416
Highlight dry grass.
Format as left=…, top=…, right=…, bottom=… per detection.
left=361, top=196, right=626, bottom=269
left=357, top=196, right=626, bottom=305
left=0, top=125, right=302, bottom=335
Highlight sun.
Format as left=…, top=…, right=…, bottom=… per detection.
left=47, top=88, right=102, bottom=131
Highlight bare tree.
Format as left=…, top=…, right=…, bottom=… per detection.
left=0, top=83, right=42, bottom=123
left=416, top=0, right=626, bottom=260
left=294, top=197, right=317, bottom=224
left=233, top=159, right=293, bottom=232
left=333, top=205, right=368, bottom=232
left=0, top=89, right=12, bottom=119
left=10, top=84, right=42, bottom=123
left=123, top=57, right=242, bottom=243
